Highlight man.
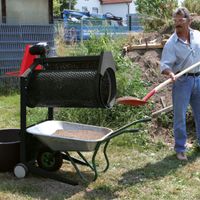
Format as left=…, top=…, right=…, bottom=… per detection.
left=160, top=7, right=200, bottom=161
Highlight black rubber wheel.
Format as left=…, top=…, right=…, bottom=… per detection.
left=37, top=147, right=63, bottom=171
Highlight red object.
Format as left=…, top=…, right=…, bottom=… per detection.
left=116, top=89, right=156, bottom=106
left=142, top=90, right=156, bottom=102
left=6, top=45, right=42, bottom=77
left=116, top=96, right=147, bottom=106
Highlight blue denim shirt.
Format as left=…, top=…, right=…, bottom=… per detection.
left=160, top=28, right=200, bottom=74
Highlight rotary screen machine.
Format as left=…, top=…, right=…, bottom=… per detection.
left=13, top=43, right=150, bottom=185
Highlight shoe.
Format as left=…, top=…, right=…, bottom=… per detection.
left=176, top=152, right=188, bottom=161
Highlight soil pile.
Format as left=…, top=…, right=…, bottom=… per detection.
left=126, top=32, right=173, bottom=112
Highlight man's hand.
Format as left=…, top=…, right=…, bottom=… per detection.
left=168, top=71, right=176, bottom=82
left=162, top=69, right=176, bottom=82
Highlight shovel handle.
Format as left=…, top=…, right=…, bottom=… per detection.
left=154, top=78, right=172, bottom=92
left=142, top=78, right=172, bottom=102
left=155, top=60, right=200, bottom=92
left=175, top=60, right=200, bottom=78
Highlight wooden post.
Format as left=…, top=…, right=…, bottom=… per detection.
left=69, top=0, right=72, bottom=10
left=2, top=0, right=6, bottom=23
left=48, top=0, right=53, bottom=24
left=128, top=15, right=132, bottom=31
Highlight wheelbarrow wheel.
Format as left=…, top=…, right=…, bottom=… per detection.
left=37, top=147, right=63, bottom=171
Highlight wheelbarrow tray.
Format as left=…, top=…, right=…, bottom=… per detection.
left=26, top=120, right=113, bottom=151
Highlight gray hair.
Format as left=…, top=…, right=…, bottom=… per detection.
left=173, top=7, right=191, bottom=19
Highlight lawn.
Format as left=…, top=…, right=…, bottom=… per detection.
left=0, top=94, right=200, bottom=200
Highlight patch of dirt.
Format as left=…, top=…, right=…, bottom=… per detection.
left=127, top=41, right=172, bottom=112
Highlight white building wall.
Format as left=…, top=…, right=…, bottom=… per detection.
left=129, top=2, right=137, bottom=14
left=102, top=4, right=130, bottom=19
left=74, top=0, right=102, bottom=13
left=6, top=0, right=49, bottom=24
left=75, top=0, right=137, bottom=19
left=74, top=0, right=185, bottom=20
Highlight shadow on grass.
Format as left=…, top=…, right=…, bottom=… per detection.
left=0, top=169, right=91, bottom=199
left=0, top=169, right=119, bottom=200
left=118, top=149, right=200, bottom=186
left=83, top=185, right=118, bottom=200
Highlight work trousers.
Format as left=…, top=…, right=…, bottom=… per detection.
left=172, top=75, right=200, bottom=152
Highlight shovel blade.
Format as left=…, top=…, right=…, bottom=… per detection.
left=116, top=96, right=147, bottom=106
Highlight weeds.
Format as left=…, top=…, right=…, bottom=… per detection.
left=182, top=0, right=200, bottom=15
left=2, top=35, right=199, bottom=200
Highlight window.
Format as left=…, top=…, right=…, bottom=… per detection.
left=82, top=7, right=88, bottom=12
left=92, top=7, right=98, bottom=14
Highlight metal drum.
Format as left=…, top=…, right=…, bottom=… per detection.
left=26, top=52, right=116, bottom=108
left=0, top=129, right=20, bottom=172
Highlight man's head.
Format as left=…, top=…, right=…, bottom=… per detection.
left=173, top=7, right=191, bottom=34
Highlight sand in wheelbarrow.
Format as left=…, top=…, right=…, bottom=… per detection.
left=53, top=130, right=107, bottom=140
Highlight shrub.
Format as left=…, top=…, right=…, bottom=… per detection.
left=135, top=0, right=178, bottom=31
left=182, top=0, right=200, bottom=15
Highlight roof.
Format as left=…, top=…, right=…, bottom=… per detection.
left=100, top=0, right=132, bottom=4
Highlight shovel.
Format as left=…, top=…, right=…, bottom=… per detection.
left=117, top=61, right=200, bottom=106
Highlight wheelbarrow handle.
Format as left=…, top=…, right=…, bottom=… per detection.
left=103, top=117, right=151, bottom=142
left=114, top=117, right=151, bottom=133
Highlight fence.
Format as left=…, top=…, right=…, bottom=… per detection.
left=0, top=24, right=55, bottom=88
left=54, top=15, right=143, bottom=43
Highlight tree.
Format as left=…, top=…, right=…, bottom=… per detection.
left=53, top=0, right=62, bottom=17
left=53, top=0, right=77, bottom=17
left=135, top=0, right=178, bottom=30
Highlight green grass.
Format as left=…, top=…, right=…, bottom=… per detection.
left=0, top=93, right=50, bottom=129
left=0, top=93, right=20, bottom=128
left=0, top=35, right=199, bottom=199
left=0, top=94, right=200, bottom=199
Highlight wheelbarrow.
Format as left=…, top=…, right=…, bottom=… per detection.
left=14, top=118, right=150, bottom=184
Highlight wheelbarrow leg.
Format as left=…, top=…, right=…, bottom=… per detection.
left=90, top=140, right=110, bottom=179
left=77, top=151, right=94, bottom=170
left=102, top=140, right=110, bottom=172
left=91, top=143, right=101, bottom=181
left=63, top=141, right=111, bottom=182
left=64, top=151, right=89, bottom=183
